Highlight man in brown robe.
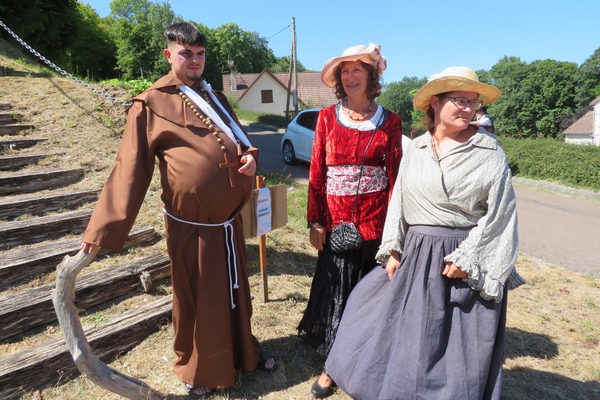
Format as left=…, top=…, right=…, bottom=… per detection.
left=81, top=22, right=277, bottom=397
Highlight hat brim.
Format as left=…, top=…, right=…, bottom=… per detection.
left=413, top=76, right=501, bottom=111
left=321, top=44, right=379, bottom=88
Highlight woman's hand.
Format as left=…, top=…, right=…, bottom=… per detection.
left=309, top=224, right=326, bottom=251
left=385, top=250, right=401, bottom=280
left=238, top=154, right=256, bottom=176
left=442, top=262, right=468, bottom=279
left=81, top=242, right=97, bottom=254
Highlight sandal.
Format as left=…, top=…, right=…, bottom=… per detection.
left=184, top=382, right=213, bottom=399
left=257, top=350, right=279, bottom=372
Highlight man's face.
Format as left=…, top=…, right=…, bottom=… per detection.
left=163, top=42, right=206, bottom=85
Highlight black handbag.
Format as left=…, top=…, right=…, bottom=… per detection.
left=329, top=110, right=386, bottom=253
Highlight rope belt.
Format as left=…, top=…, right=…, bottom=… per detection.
left=163, top=208, right=239, bottom=309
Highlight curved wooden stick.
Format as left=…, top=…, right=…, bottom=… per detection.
left=52, top=249, right=165, bottom=399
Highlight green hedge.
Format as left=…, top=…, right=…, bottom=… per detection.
left=500, top=136, right=600, bottom=192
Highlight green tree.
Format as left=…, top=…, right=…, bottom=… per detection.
left=65, top=2, right=117, bottom=80
left=268, top=56, right=311, bottom=73
left=108, top=0, right=180, bottom=81
left=377, top=76, right=427, bottom=132
left=574, top=47, right=600, bottom=109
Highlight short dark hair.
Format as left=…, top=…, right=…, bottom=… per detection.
left=164, top=22, right=207, bottom=47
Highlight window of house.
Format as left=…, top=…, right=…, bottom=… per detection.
left=261, top=90, right=273, bottom=103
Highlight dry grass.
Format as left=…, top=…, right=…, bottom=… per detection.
left=1, top=41, right=599, bottom=400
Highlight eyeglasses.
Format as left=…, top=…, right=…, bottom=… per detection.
left=439, top=96, right=484, bottom=110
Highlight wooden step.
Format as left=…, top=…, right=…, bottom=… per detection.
left=0, top=225, right=157, bottom=290
left=0, top=152, right=65, bottom=171
left=0, top=137, right=47, bottom=151
left=0, top=102, right=10, bottom=111
left=0, top=253, right=170, bottom=340
left=0, top=124, right=35, bottom=135
left=0, top=209, right=92, bottom=250
left=0, top=113, right=23, bottom=125
left=0, top=295, right=172, bottom=398
left=0, top=168, right=84, bottom=196
left=0, top=189, right=100, bottom=220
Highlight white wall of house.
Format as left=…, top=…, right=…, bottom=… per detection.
left=238, top=74, right=293, bottom=115
left=594, top=103, right=600, bottom=146
left=565, top=133, right=594, bottom=145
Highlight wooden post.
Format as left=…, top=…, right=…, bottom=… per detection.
left=256, top=176, right=269, bottom=302
left=52, top=249, right=165, bottom=400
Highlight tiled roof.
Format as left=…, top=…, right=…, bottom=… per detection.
left=563, top=110, right=594, bottom=135
left=222, top=70, right=338, bottom=108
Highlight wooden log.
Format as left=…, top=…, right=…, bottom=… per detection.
left=0, top=137, right=47, bottom=151
left=0, top=225, right=156, bottom=289
left=0, top=168, right=84, bottom=196
left=0, top=102, right=11, bottom=110
left=0, top=113, right=22, bottom=124
left=0, top=253, right=170, bottom=340
left=0, top=152, right=65, bottom=171
left=0, top=188, right=100, bottom=220
left=0, top=291, right=171, bottom=399
left=0, top=124, right=35, bottom=135
left=0, top=209, right=92, bottom=250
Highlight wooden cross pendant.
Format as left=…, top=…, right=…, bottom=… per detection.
left=219, top=152, right=239, bottom=187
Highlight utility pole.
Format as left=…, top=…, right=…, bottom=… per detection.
left=285, top=17, right=297, bottom=121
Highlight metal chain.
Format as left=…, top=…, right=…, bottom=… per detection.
left=0, top=19, right=130, bottom=107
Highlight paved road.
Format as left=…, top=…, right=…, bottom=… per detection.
left=247, top=127, right=600, bottom=277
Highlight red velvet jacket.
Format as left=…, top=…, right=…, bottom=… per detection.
left=307, top=104, right=403, bottom=241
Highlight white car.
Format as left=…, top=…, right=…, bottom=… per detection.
left=281, top=108, right=321, bottom=165
left=280, top=107, right=413, bottom=165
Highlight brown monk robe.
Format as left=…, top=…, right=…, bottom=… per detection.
left=82, top=71, right=263, bottom=388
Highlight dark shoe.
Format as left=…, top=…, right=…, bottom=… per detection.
left=257, top=350, right=279, bottom=372
left=311, top=375, right=335, bottom=398
left=184, top=382, right=213, bottom=399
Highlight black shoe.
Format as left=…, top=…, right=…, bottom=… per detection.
left=311, top=376, right=334, bottom=399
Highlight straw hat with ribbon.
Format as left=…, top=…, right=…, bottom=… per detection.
left=413, top=66, right=501, bottom=112
left=321, top=43, right=387, bottom=88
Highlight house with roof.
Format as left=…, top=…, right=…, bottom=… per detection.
left=222, top=69, right=338, bottom=116
left=563, top=94, right=600, bottom=145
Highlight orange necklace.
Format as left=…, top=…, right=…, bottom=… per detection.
left=179, top=91, right=238, bottom=187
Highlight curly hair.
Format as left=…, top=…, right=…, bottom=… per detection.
left=332, top=61, right=382, bottom=101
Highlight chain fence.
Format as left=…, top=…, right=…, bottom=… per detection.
left=0, top=19, right=130, bottom=107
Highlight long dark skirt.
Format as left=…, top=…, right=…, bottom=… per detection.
left=325, top=225, right=508, bottom=400
left=298, top=233, right=381, bottom=356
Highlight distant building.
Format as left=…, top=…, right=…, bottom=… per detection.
left=563, top=94, right=600, bottom=146
left=222, top=69, right=338, bottom=116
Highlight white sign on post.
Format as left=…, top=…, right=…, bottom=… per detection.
left=256, top=187, right=272, bottom=236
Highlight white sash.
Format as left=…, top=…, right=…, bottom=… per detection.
left=178, top=83, right=252, bottom=148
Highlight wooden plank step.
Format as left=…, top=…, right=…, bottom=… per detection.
left=0, top=253, right=170, bottom=340
left=0, top=295, right=172, bottom=398
left=0, top=102, right=10, bottom=111
left=0, top=189, right=100, bottom=220
left=0, top=137, right=47, bottom=151
left=0, top=225, right=157, bottom=290
left=0, top=124, right=35, bottom=135
left=0, top=152, right=65, bottom=171
left=0, top=113, right=22, bottom=125
left=0, top=209, right=92, bottom=250
left=0, top=168, right=84, bottom=196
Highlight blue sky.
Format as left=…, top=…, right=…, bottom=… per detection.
left=84, top=0, right=599, bottom=85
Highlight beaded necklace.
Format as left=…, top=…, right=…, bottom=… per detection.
left=179, top=90, right=239, bottom=187
left=342, top=100, right=373, bottom=121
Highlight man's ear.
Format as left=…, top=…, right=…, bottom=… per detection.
left=163, top=48, right=172, bottom=64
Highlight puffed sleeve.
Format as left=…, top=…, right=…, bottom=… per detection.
left=83, top=101, right=156, bottom=251
left=307, top=109, right=328, bottom=225
left=444, top=164, right=519, bottom=302
left=376, top=145, right=410, bottom=265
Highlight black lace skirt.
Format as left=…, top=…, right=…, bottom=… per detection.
left=297, top=233, right=382, bottom=356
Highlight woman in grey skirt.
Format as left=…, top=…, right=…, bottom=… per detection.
left=324, top=66, right=525, bottom=400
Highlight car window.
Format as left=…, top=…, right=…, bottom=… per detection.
left=297, top=111, right=318, bottom=130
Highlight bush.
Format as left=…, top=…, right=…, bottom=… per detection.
left=500, top=136, right=600, bottom=192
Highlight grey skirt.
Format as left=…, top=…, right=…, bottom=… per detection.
left=325, top=225, right=507, bottom=400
